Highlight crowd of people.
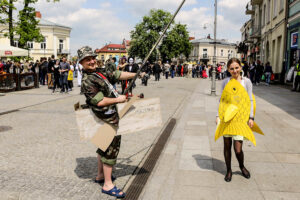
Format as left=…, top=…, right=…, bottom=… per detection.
left=0, top=55, right=77, bottom=93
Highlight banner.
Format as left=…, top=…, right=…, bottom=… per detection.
left=291, top=32, right=298, bottom=48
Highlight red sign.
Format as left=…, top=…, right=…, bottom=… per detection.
left=5, top=51, right=12, bottom=55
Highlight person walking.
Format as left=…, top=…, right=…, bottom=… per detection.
left=59, top=56, right=70, bottom=93
left=52, top=60, right=60, bottom=93
left=76, top=62, right=83, bottom=87
left=264, top=62, right=273, bottom=86
left=170, top=62, right=175, bottom=78
left=292, top=60, right=300, bottom=92
left=164, top=61, right=170, bottom=79
left=255, top=60, right=264, bottom=86
left=216, top=58, right=253, bottom=182
left=153, top=61, right=162, bottom=81
left=124, top=58, right=138, bottom=96
left=68, top=61, right=74, bottom=91
left=249, top=62, right=256, bottom=83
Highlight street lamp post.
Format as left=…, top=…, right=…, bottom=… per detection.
left=211, top=0, right=217, bottom=96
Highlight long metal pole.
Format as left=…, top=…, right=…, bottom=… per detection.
left=123, top=0, right=186, bottom=95
left=211, top=0, right=217, bottom=96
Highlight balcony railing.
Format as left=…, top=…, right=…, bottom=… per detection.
left=251, top=0, right=263, bottom=5
left=246, top=2, right=255, bottom=15
left=200, top=54, right=209, bottom=60
left=57, top=49, right=70, bottom=54
left=249, top=25, right=261, bottom=38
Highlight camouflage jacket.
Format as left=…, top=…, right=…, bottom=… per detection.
left=81, top=68, right=121, bottom=127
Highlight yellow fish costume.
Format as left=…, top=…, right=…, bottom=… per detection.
left=215, top=79, right=264, bottom=146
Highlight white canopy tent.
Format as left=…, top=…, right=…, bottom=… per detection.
left=0, top=45, right=28, bottom=57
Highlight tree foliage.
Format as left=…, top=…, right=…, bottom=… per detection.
left=15, top=0, right=44, bottom=49
left=129, top=9, right=192, bottom=63
left=0, top=0, right=60, bottom=47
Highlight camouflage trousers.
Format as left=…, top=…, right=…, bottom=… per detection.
left=96, top=135, right=121, bottom=166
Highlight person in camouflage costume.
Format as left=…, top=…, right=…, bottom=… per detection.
left=78, top=46, right=143, bottom=198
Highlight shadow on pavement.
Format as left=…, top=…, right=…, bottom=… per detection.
left=74, top=157, right=147, bottom=179
left=193, top=154, right=249, bottom=177
left=193, top=154, right=226, bottom=175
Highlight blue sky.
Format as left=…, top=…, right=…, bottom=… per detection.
left=33, top=0, right=250, bottom=56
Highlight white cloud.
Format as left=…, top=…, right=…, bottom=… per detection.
left=32, top=0, right=130, bottom=56
left=10, top=0, right=249, bottom=56
left=125, top=0, right=197, bottom=15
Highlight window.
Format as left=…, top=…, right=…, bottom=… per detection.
left=263, top=5, right=266, bottom=25
left=203, top=49, right=207, bottom=58
left=279, top=0, right=284, bottom=11
left=228, top=50, right=230, bottom=58
left=267, top=0, right=270, bottom=22
left=273, top=0, right=277, bottom=17
left=101, top=55, right=104, bottom=60
left=27, top=41, right=33, bottom=49
left=109, top=55, right=112, bottom=59
left=221, top=49, right=224, bottom=56
left=14, top=41, right=19, bottom=47
left=41, top=37, right=46, bottom=49
left=59, top=39, right=64, bottom=50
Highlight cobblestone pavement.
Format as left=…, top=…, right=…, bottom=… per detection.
left=140, top=80, right=300, bottom=200
left=0, top=76, right=199, bottom=200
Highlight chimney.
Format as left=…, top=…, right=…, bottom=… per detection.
left=35, top=11, right=42, bottom=18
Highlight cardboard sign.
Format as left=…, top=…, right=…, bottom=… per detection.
left=75, top=97, right=162, bottom=151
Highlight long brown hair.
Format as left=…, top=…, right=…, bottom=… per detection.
left=227, top=58, right=241, bottom=68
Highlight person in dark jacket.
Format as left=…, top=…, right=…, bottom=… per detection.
left=123, top=58, right=138, bottom=96
left=264, top=62, right=273, bottom=86
left=153, top=61, right=162, bottom=81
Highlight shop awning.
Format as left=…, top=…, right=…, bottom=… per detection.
left=0, top=45, right=28, bottom=57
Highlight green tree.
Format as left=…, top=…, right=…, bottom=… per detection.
left=0, top=0, right=59, bottom=47
left=159, top=23, right=192, bottom=61
left=15, top=0, right=44, bottom=49
left=129, top=9, right=192, bottom=63
left=0, top=0, right=17, bottom=46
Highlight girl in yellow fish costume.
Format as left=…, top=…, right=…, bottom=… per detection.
left=215, top=58, right=264, bottom=182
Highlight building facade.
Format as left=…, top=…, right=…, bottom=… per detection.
left=190, top=37, right=240, bottom=65
left=95, top=43, right=128, bottom=62
left=286, top=0, right=300, bottom=68
left=242, top=0, right=287, bottom=77
left=0, top=11, right=71, bottom=61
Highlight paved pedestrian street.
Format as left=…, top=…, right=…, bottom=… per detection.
left=1, top=77, right=300, bottom=200
left=0, top=77, right=198, bottom=200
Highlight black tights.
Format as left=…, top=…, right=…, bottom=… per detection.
left=223, top=137, right=249, bottom=177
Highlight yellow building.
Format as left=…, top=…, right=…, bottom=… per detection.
left=243, top=0, right=287, bottom=75
left=190, top=36, right=240, bottom=65
left=0, top=11, right=71, bottom=61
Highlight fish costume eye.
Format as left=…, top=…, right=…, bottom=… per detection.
left=232, top=87, right=238, bottom=94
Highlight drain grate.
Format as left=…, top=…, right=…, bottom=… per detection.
left=124, top=118, right=176, bottom=200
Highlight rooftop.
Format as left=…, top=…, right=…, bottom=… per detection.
left=38, top=18, right=71, bottom=29
left=191, top=38, right=237, bottom=46
left=95, top=44, right=127, bottom=53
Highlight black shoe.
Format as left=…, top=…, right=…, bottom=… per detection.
left=94, top=176, right=116, bottom=184
left=224, top=170, right=232, bottom=182
left=241, top=167, right=251, bottom=179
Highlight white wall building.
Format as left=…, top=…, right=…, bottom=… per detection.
left=190, top=37, right=240, bottom=65
left=0, top=12, right=71, bottom=61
